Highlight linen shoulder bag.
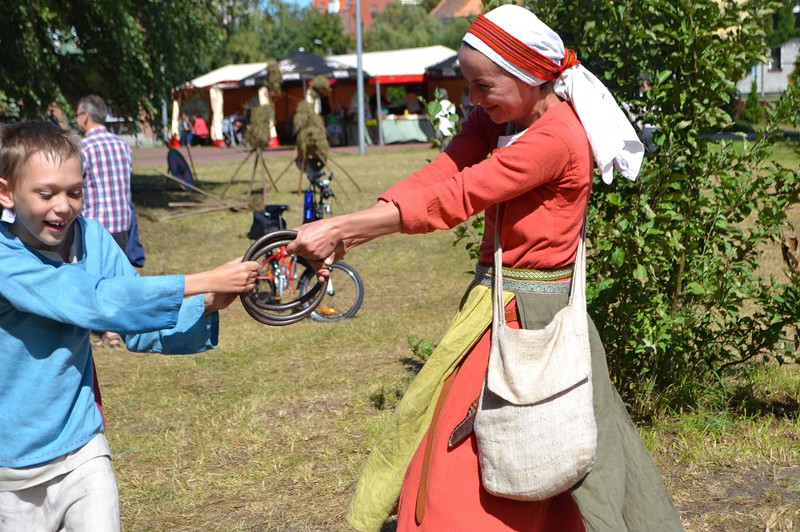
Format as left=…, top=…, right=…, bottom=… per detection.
left=473, top=212, right=597, bottom=501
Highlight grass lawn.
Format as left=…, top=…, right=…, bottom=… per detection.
left=93, top=143, right=799, bottom=531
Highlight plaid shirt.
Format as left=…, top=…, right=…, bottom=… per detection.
left=81, top=126, right=133, bottom=234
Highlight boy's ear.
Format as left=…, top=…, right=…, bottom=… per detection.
left=0, top=178, right=15, bottom=210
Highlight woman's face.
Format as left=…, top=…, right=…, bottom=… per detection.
left=459, top=44, right=540, bottom=127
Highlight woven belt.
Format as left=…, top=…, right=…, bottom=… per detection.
left=474, top=262, right=573, bottom=294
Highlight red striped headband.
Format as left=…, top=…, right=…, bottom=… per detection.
left=467, top=14, right=580, bottom=81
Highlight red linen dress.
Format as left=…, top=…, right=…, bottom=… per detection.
left=379, top=103, right=593, bottom=531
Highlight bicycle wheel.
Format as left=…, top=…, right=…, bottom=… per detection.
left=240, top=231, right=325, bottom=325
left=298, top=261, right=364, bottom=322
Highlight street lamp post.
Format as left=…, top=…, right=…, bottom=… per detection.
left=355, top=0, right=366, bottom=155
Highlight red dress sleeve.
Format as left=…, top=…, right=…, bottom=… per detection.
left=387, top=106, right=578, bottom=234
left=378, top=107, right=503, bottom=201
left=378, top=102, right=594, bottom=269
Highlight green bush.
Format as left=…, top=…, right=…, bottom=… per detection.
left=742, top=80, right=765, bottom=125
left=454, top=0, right=800, bottom=416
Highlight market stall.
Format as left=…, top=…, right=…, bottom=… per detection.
left=328, top=45, right=458, bottom=145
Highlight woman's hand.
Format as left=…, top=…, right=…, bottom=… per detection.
left=287, top=218, right=347, bottom=282
left=288, top=218, right=347, bottom=262
left=286, top=202, right=403, bottom=281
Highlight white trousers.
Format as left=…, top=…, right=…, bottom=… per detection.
left=0, top=456, right=120, bottom=532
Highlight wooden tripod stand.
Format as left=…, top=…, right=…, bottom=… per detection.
left=221, top=149, right=279, bottom=202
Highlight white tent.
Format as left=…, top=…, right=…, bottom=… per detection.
left=174, top=63, right=270, bottom=147
left=328, top=45, right=457, bottom=84
left=181, top=63, right=268, bottom=90
left=173, top=47, right=459, bottom=147
left=328, top=45, right=457, bottom=145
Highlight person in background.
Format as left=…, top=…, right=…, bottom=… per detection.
left=179, top=112, right=192, bottom=146
left=76, top=95, right=135, bottom=348
left=233, top=116, right=249, bottom=147
left=288, top=5, right=681, bottom=531
left=402, top=89, right=423, bottom=114
left=350, top=91, right=372, bottom=121
left=0, top=120, right=260, bottom=532
left=191, top=113, right=210, bottom=146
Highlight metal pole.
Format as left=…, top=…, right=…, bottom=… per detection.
left=355, top=0, right=366, bottom=155
left=161, top=98, right=169, bottom=144
left=376, top=79, right=384, bottom=146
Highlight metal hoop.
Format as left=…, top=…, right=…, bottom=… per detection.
left=239, top=230, right=328, bottom=326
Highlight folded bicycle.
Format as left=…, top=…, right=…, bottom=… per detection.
left=244, top=161, right=364, bottom=323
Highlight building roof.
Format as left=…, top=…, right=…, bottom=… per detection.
left=429, top=0, right=482, bottom=20
left=328, top=45, right=458, bottom=84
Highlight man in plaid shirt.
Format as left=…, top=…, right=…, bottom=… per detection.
left=76, top=95, right=133, bottom=249
left=76, top=95, right=134, bottom=348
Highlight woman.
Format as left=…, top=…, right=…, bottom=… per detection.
left=288, top=5, right=683, bottom=531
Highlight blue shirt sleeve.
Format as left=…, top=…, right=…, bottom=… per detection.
left=124, top=294, right=219, bottom=354
left=0, top=242, right=184, bottom=334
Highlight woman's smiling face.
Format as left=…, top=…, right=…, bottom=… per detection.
left=459, top=43, right=542, bottom=127
left=1, top=152, right=84, bottom=253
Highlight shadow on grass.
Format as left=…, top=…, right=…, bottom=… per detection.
left=731, top=393, right=799, bottom=419
left=380, top=517, right=398, bottom=531
left=131, top=173, right=251, bottom=212
left=400, top=356, right=424, bottom=374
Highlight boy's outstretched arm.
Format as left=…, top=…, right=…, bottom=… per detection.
left=184, top=258, right=260, bottom=314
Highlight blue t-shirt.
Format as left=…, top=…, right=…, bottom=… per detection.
left=0, top=217, right=218, bottom=467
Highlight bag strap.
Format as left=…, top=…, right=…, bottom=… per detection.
left=492, top=207, right=588, bottom=330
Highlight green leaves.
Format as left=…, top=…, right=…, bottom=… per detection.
left=487, top=0, right=800, bottom=416
left=363, top=3, right=470, bottom=52
left=1, top=0, right=225, bottom=121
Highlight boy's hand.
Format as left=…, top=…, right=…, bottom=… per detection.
left=186, top=258, right=261, bottom=313
left=201, top=258, right=261, bottom=314
left=210, top=257, right=261, bottom=293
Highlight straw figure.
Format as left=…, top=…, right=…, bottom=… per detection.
left=244, top=105, right=276, bottom=150
left=259, top=62, right=283, bottom=147
left=305, top=74, right=330, bottom=114
left=294, top=100, right=330, bottom=171
left=266, top=63, right=283, bottom=97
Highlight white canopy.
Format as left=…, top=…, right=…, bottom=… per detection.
left=180, top=45, right=459, bottom=91
left=328, top=45, right=457, bottom=84
left=182, top=63, right=268, bottom=90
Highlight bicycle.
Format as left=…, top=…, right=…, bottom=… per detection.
left=245, top=162, right=364, bottom=323
left=244, top=207, right=316, bottom=319
left=298, top=158, right=364, bottom=322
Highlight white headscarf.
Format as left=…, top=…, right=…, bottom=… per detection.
left=462, top=5, right=643, bottom=184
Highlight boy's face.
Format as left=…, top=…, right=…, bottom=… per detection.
left=0, top=152, right=83, bottom=252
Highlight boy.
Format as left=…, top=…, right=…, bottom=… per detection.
left=0, top=121, right=260, bottom=531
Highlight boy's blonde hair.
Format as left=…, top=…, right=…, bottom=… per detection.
left=0, top=121, right=82, bottom=190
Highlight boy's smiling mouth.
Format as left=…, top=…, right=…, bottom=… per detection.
left=44, top=220, right=68, bottom=232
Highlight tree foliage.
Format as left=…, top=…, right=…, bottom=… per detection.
left=766, top=0, right=800, bottom=48
left=216, top=1, right=351, bottom=65
left=466, top=0, right=800, bottom=415
left=364, top=4, right=471, bottom=52
left=0, top=0, right=225, bottom=122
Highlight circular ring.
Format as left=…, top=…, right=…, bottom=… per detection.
left=239, top=230, right=328, bottom=326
